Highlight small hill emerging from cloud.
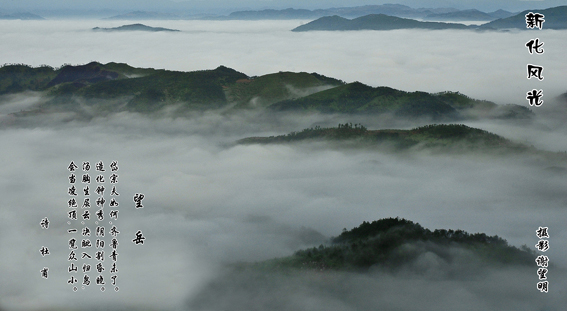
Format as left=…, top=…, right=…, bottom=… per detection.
left=252, top=217, right=535, bottom=272
left=238, top=123, right=537, bottom=155
left=93, top=23, right=180, bottom=32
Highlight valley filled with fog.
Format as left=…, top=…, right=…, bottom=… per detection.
left=0, top=19, right=566, bottom=310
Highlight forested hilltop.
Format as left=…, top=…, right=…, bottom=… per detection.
left=249, top=217, right=536, bottom=272
left=190, top=218, right=548, bottom=310
left=238, top=123, right=567, bottom=165
left=239, top=123, right=524, bottom=152
left=0, top=62, right=531, bottom=121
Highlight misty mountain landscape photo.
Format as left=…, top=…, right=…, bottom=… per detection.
left=0, top=0, right=566, bottom=310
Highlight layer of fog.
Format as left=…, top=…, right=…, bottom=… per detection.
left=189, top=265, right=563, bottom=311
left=0, top=93, right=46, bottom=115
left=1, top=19, right=566, bottom=106
left=1, top=109, right=566, bottom=310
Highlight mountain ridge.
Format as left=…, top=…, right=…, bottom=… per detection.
left=292, top=6, right=567, bottom=31
left=479, top=5, right=567, bottom=30
left=0, top=62, right=533, bottom=121
left=292, top=14, right=471, bottom=32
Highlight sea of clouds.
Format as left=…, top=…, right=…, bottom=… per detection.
left=0, top=19, right=566, bottom=310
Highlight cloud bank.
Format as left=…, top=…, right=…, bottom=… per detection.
left=0, top=110, right=566, bottom=310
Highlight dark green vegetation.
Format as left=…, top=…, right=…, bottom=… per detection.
left=480, top=6, right=567, bottom=30
left=0, top=64, right=58, bottom=94
left=0, top=62, right=336, bottom=114
left=226, top=71, right=343, bottom=109
left=254, top=217, right=535, bottom=272
left=0, top=62, right=247, bottom=113
left=268, top=84, right=532, bottom=120
left=92, top=23, right=180, bottom=32
left=238, top=123, right=534, bottom=154
left=0, top=62, right=531, bottom=120
left=269, top=82, right=460, bottom=118
left=292, top=14, right=471, bottom=32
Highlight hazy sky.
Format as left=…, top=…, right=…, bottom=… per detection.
left=0, top=0, right=565, bottom=14
left=1, top=18, right=567, bottom=311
